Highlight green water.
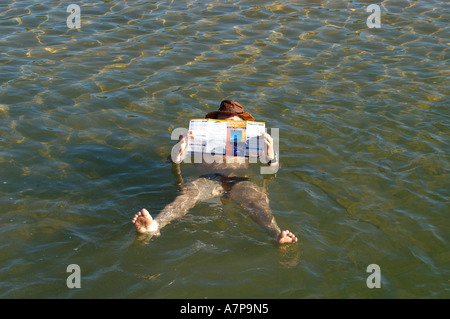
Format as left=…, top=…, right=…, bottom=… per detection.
left=0, top=0, right=448, bottom=298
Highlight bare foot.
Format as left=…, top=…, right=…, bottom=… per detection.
left=132, top=209, right=160, bottom=235
left=277, top=230, right=297, bottom=244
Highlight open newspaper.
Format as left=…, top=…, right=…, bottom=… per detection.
left=187, top=118, right=265, bottom=158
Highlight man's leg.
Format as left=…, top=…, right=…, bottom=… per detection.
left=132, top=177, right=223, bottom=236
left=229, top=181, right=297, bottom=244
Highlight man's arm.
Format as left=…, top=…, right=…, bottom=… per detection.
left=259, top=132, right=279, bottom=174
left=166, top=131, right=196, bottom=184
left=168, top=131, right=193, bottom=164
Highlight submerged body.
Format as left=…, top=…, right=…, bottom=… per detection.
left=132, top=101, right=297, bottom=244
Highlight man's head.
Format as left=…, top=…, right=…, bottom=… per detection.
left=205, top=100, right=255, bottom=121
left=216, top=113, right=243, bottom=121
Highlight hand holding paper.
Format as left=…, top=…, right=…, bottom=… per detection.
left=173, top=130, right=195, bottom=163
left=262, top=132, right=275, bottom=161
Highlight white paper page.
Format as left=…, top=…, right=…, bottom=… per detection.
left=188, top=119, right=208, bottom=153
left=205, top=120, right=227, bottom=155
left=246, top=121, right=265, bottom=157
